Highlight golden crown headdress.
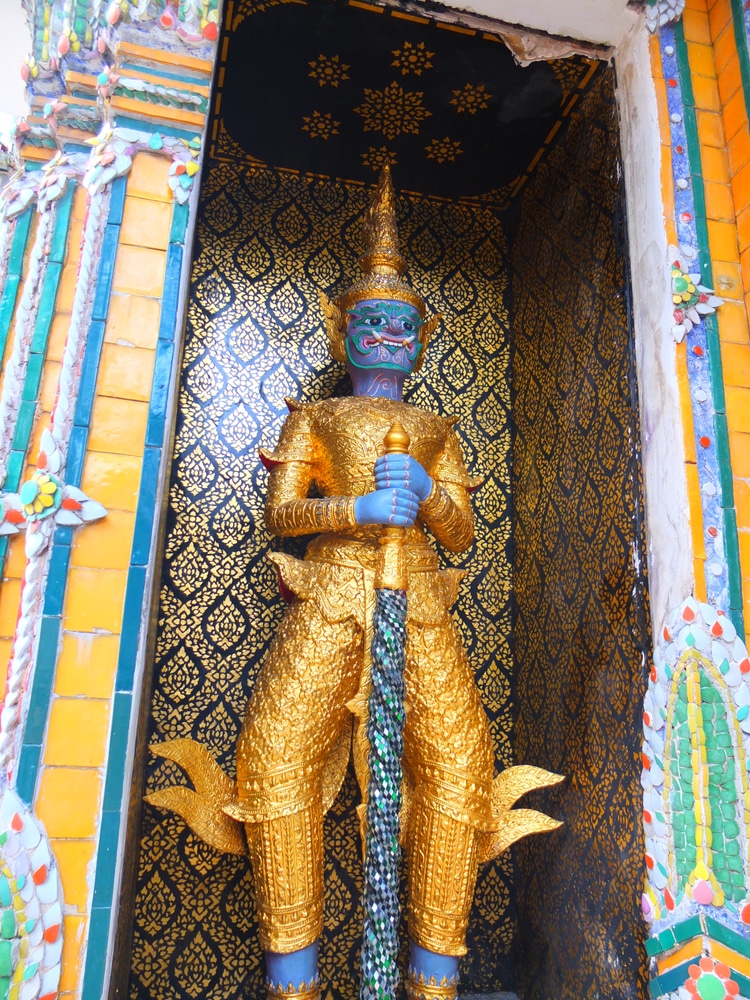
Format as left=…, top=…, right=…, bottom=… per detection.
left=320, top=165, right=440, bottom=372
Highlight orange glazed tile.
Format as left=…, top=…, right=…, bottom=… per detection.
left=56, top=264, right=79, bottom=314
left=693, top=75, right=721, bottom=112
left=718, top=54, right=742, bottom=106
left=686, top=463, right=706, bottom=558
left=721, top=341, right=750, bottom=384
left=63, top=567, right=127, bottom=634
left=677, top=345, right=698, bottom=462
left=707, top=219, right=739, bottom=262
left=650, top=33, right=664, bottom=82
left=726, top=385, right=750, bottom=432
left=50, top=840, right=95, bottom=912
left=722, top=88, right=747, bottom=143
left=104, top=293, right=161, bottom=350
left=718, top=299, right=749, bottom=342
left=688, top=42, right=716, bottom=79
left=704, top=180, right=735, bottom=221
left=88, top=395, right=149, bottom=456
left=55, top=632, right=119, bottom=698
left=0, top=579, right=21, bottom=639
left=683, top=8, right=712, bottom=44
left=59, top=915, right=87, bottom=991
left=686, top=0, right=708, bottom=9
left=739, top=528, right=750, bottom=582
left=729, top=127, right=750, bottom=176
left=713, top=22, right=737, bottom=72
left=703, top=145, right=731, bottom=184
left=35, top=768, right=102, bottom=838
left=44, top=698, right=110, bottom=767
left=39, top=361, right=61, bottom=412
left=694, top=558, right=708, bottom=603
left=69, top=509, right=135, bottom=570
left=126, top=151, right=171, bottom=203
left=96, top=342, right=154, bottom=402
left=65, top=219, right=84, bottom=268
left=120, top=195, right=171, bottom=251
left=661, top=145, right=676, bottom=220
left=4, top=537, right=26, bottom=580
left=738, top=204, right=750, bottom=254
left=697, top=110, right=726, bottom=149
left=713, top=260, right=743, bottom=299
left=736, top=479, right=750, bottom=529
left=732, top=158, right=750, bottom=213
left=47, top=314, right=70, bottom=363
left=71, top=185, right=88, bottom=222
left=79, top=451, right=141, bottom=512
left=709, top=0, right=732, bottom=40
left=741, top=246, right=750, bottom=292
left=112, top=245, right=166, bottom=298
left=729, top=431, right=750, bottom=476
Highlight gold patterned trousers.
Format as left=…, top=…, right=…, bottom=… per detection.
left=236, top=579, right=495, bottom=956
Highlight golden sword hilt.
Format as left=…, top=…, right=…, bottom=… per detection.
left=375, top=420, right=411, bottom=591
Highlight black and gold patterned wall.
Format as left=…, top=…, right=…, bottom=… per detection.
left=128, top=164, right=514, bottom=999
left=124, top=2, right=651, bottom=998
left=511, top=71, right=651, bottom=1000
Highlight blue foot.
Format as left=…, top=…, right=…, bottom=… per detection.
left=265, top=941, right=319, bottom=989
left=409, top=942, right=459, bottom=984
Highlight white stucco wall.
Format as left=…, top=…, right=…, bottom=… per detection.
left=0, top=4, right=29, bottom=140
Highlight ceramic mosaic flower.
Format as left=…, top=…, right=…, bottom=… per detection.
left=669, top=250, right=722, bottom=341
left=19, top=472, right=61, bottom=521
left=684, top=958, right=740, bottom=999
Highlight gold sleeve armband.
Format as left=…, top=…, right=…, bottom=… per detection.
left=418, top=482, right=473, bottom=551
left=267, top=496, right=358, bottom=536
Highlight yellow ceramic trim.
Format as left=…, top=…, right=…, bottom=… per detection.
left=657, top=937, right=703, bottom=973
left=710, top=940, right=750, bottom=976
left=116, top=38, right=213, bottom=75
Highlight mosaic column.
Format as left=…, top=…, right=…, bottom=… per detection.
left=0, top=5, right=218, bottom=1000
left=643, top=3, right=750, bottom=997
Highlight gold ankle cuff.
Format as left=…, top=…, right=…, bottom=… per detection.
left=267, top=980, right=321, bottom=999
left=405, top=972, right=458, bottom=999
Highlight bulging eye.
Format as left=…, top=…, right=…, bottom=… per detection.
left=366, top=317, right=384, bottom=326
left=403, top=321, right=414, bottom=332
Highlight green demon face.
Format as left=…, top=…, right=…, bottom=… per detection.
left=345, top=299, right=424, bottom=373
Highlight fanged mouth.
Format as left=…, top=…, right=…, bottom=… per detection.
left=362, top=333, right=416, bottom=349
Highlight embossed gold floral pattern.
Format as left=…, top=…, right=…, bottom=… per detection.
left=129, top=159, right=514, bottom=998
left=308, top=54, right=350, bottom=88
left=511, top=70, right=650, bottom=1000
left=361, top=147, right=397, bottom=172
left=424, top=138, right=463, bottom=164
left=302, top=111, right=340, bottom=140
left=354, top=82, right=431, bottom=141
left=449, top=84, right=490, bottom=115
left=391, top=41, right=435, bottom=77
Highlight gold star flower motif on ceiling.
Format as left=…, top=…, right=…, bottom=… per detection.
left=425, top=137, right=463, bottom=163
left=308, top=53, right=351, bottom=88
left=450, top=83, right=490, bottom=114
left=361, top=147, right=398, bottom=171
left=391, top=40, right=435, bottom=76
left=302, top=111, right=340, bottom=139
left=355, top=82, right=431, bottom=141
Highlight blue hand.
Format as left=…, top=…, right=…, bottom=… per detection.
left=374, top=454, right=433, bottom=502
left=354, top=487, right=419, bottom=527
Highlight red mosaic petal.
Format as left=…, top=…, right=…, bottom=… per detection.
left=32, top=864, right=47, bottom=885
left=10, top=814, right=22, bottom=832
left=689, top=964, right=703, bottom=980
left=664, top=887, right=674, bottom=910
left=699, top=957, right=714, bottom=973
left=740, top=658, right=750, bottom=675
left=740, top=900, right=750, bottom=922
left=711, top=620, right=723, bottom=637
left=43, top=924, right=60, bottom=943
left=726, top=981, right=740, bottom=996
left=715, top=963, right=730, bottom=979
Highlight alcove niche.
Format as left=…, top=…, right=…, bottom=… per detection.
left=122, top=3, right=652, bottom=997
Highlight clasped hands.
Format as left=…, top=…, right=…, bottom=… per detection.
left=354, top=454, right=433, bottom=527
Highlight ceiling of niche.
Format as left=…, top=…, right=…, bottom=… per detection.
left=218, top=0, right=604, bottom=210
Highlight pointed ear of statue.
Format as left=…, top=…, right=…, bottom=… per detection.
left=319, top=290, right=347, bottom=364
left=413, top=313, right=441, bottom=373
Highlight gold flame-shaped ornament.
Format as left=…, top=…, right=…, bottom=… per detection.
left=320, top=164, right=440, bottom=372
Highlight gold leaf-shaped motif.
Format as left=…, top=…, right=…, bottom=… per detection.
left=145, top=786, right=246, bottom=855
left=479, top=808, right=563, bottom=863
